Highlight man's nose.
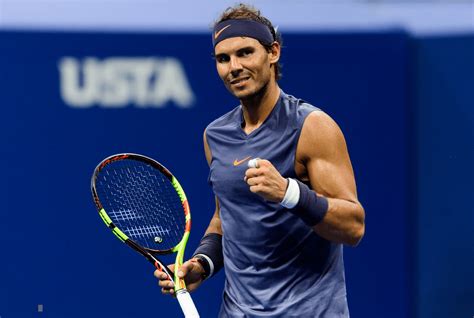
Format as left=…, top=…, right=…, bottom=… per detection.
left=230, top=56, right=243, bottom=74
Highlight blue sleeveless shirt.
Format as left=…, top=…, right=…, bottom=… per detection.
left=206, top=91, right=349, bottom=318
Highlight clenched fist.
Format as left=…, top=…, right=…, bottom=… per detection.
left=245, top=159, right=288, bottom=202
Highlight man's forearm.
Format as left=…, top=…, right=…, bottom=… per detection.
left=312, top=198, right=365, bottom=246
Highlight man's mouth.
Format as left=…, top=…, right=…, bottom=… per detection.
left=230, top=76, right=250, bottom=86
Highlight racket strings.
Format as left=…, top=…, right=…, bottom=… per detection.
left=96, top=159, right=185, bottom=251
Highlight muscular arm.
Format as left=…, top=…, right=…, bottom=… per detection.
left=245, top=111, right=364, bottom=245
left=297, top=111, right=365, bottom=246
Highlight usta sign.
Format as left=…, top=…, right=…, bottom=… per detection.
left=58, top=57, right=195, bottom=108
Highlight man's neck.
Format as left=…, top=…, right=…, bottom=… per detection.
left=240, top=82, right=280, bottom=134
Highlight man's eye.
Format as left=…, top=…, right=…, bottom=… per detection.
left=240, top=50, right=252, bottom=57
left=216, top=56, right=229, bottom=63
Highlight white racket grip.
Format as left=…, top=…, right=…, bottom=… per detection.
left=176, top=290, right=200, bottom=318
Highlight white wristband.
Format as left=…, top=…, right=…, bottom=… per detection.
left=280, top=178, right=300, bottom=209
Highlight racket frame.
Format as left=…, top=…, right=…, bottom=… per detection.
left=91, top=153, right=192, bottom=292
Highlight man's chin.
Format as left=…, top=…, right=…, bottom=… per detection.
left=228, top=87, right=255, bottom=100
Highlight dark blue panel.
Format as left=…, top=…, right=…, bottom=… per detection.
left=0, top=31, right=410, bottom=318
left=414, top=34, right=474, bottom=318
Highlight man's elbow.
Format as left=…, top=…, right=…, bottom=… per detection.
left=347, top=223, right=364, bottom=246
left=347, top=205, right=365, bottom=247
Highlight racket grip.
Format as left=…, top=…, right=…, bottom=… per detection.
left=176, top=289, right=200, bottom=318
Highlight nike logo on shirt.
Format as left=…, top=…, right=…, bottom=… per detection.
left=233, top=156, right=251, bottom=166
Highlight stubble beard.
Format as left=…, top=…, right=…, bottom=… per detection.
left=231, top=77, right=270, bottom=104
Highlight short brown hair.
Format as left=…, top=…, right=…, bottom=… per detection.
left=215, top=3, right=283, bottom=81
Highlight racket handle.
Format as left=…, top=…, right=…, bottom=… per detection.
left=176, top=289, right=200, bottom=318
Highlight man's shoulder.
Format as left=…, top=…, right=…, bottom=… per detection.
left=282, top=91, right=322, bottom=113
left=280, top=91, right=324, bottom=129
left=300, top=110, right=345, bottom=155
left=206, top=104, right=241, bottom=131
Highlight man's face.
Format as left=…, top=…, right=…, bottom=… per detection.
left=214, top=37, right=278, bottom=100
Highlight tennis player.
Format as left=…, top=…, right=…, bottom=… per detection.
left=156, top=4, right=365, bottom=317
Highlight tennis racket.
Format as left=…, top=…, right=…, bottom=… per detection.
left=91, top=153, right=199, bottom=318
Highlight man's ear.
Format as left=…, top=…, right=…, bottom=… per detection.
left=268, top=41, right=281, bottom=64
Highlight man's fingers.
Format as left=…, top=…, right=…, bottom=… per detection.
left=154, top=269, right=171, bottom=281
left=245, top=165, right=272, bottom=178
left=249, top=185, right=262, bottom=193
left=246, top=176, right=264, bottom=186
left=154, top=270, right=167, bottom=279
left=177, top=259, right=198, bottom=278
left=245, top=168, right=259, bottom=178
left=158, top=272, right=175, bottom=296
left=155, top=264, right=179, bottom=297
left=161, top=287, right=175, bottom=295
left=158, top=277, right=174, bottom=287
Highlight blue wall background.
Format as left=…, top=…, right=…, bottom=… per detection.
left=414, top=35, right=474, bottom=318
left=0, top=30, right=471, bottom=318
